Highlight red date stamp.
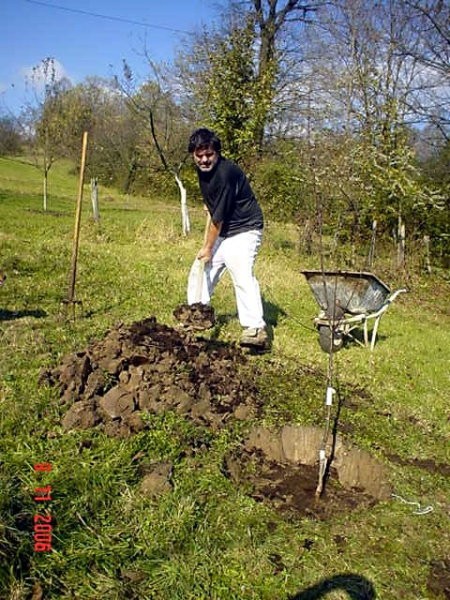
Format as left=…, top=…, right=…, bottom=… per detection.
left=33, top=462, right=53, bottom=552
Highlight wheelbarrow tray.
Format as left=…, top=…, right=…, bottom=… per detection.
left=301, top=270, right=406, bottom=352
left=301, top=270, right=391, bottom=315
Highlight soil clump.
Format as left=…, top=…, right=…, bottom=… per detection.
left=427, top=559, right=450, bottom=599
left=40, top=316, right=260, bottom=437
left=173, top=303, right=216, bottom=331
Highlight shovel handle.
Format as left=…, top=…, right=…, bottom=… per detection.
left=196, top=213, right=211, bottom=302
left=203, top=212, right=212, bottom=245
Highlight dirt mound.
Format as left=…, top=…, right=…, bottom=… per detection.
left=40, top=317, right=260, bottom=437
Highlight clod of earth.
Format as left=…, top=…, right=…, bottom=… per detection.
left=223, top=424, right=392, bottom=519
left=173, top=302, right=215, bottom=331
left=140, top=462, right=173, bottom=498
left=427, top=559, right=450, bottom=599
left=120, top=570, right=146, bottom=584
left=40, top=317, right=260, bottom=437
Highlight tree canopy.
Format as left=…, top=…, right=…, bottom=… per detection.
left=14, top=0, right=449, bottom=261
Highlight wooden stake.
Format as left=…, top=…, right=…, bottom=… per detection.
left=423, top=235, right=432, bottom=274
left=367, top=219, right=377, bottom=269
left=397, top=215, right=406, bottom=269
left=65, top=131, right=88, bottom=311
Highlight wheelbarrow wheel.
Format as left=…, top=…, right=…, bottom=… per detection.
left=318, top=325, right=344, bottom=353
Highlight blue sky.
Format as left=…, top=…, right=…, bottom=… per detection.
left=0, top=0, right=218, bottom=115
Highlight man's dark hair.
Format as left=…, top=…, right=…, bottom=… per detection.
left=188, top=128, right=222, bottom=154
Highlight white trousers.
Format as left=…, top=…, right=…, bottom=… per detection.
left=189, top=230, right=266, bottom=329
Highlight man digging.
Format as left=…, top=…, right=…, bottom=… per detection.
left=187, top=128, right=268, bottom=350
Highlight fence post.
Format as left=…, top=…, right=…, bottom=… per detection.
left=90, top=177, right=100, bottom=222
left=397, top=215, right=406, bottom=269
left=423, top=235, right=432, bottom=274
left=368, top=219, right=377, bottom=268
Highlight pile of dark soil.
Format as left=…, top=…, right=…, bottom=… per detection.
left=40, top=317, right=260, bottom=437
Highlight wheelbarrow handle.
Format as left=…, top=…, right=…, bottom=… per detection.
left=386, top=288, right=408, bottom=305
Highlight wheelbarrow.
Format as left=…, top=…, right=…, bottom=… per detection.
left=301, top=270, right=407, bottom=352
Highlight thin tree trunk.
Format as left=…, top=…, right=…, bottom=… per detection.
left=123, top=158, right=138, bottom=194
left=149, top=110, right=190, bottom=235
left=175, top=173, right=190, bottom=236
left=43, top=171, right=48, bottom=212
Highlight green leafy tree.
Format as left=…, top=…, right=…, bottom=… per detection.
left=417, top=139, right=449, bottom=261
left=202, top=16, right=275, bottom=163
left=177, top=1, right=320, bottom=160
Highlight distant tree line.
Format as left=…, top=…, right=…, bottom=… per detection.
left=0, top=0, right=448, bottom=263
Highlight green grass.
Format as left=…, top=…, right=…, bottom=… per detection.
left=0, top=156, right=449, bottom=599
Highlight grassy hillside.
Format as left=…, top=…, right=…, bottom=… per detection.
left=0, top=156, right=449, bottom=599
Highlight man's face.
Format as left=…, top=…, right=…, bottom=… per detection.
left=193, top=146, right=219, bottom=172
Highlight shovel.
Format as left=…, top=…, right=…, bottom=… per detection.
left=187, top=213, right=211, bottom=304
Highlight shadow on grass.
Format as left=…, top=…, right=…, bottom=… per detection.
left=344, top=327, right=388, bottom=349
left=212, top=299, right=288, bottom=329
left=207, top=312, right=237, bottom=342
left=0, top=308, right=47, bottom=321
left=289, top=573, right=376, bottom=599
left=205, top=298, right=283, bottom=351
left=262, top=296, right=287, bottom=326
left=214, top=312, right=236, bottom=327
left=24, top=208, right=69, bottom=217
left=82, top=305, right=116, bottom=319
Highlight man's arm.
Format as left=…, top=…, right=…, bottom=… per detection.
left=197, top=218, right=222, bottom=262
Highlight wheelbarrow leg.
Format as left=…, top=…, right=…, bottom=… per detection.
left=370, top=315, right=382, bottom=350
left=368, top=289, right=407, bottom=350
left=363, top=318, right=369, bottom=346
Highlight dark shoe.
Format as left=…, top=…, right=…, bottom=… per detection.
left=240, top=327, right=269, bottom=348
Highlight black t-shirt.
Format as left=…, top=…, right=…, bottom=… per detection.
left=197, top=157, right=263, bottom=237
